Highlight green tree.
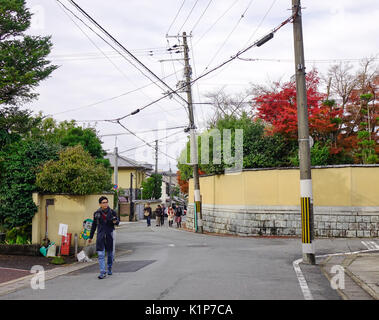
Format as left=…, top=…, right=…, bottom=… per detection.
left=36, top=145, right=112, bottom=195
left=0, top=0, right=57, bottom=105
left=0, top=138, right=60, bottom=228
left=32, top=117, right=110, bottom=168
left=141, top=174, right=162, bottom=200
left=0, top=106, right=41, bottom=149
left=177, top=113, right=296, bottom=179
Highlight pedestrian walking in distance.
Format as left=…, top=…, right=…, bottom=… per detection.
left=175, top=205, right=183, bottom=228
left=144, top=203, right=152, bottom=227
left=168, top=206, right=175, bottom=227
left=88, top=196, right=119, bottom=279
left=155, top=204, right=162, bottom=226
left=161, top=204, right=166, bottom=226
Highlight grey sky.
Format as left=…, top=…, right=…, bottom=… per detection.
left=23, top=0, right=379, bottom=171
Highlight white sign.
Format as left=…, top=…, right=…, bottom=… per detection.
left=58, top=223, right=68, bottom=237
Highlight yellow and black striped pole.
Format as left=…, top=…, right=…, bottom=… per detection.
left=292, top=0, right=315, bottom=264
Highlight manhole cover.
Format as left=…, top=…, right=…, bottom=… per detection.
left=70, top=260, right=156, bottom=274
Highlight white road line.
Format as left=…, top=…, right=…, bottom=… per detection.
left=293, top=244, right=379, bottom=300
left=361, top=241, right=379, bottom=250
left=293, top=259, right=314, bottom=300
left=0, top=267, right=29, bottom=272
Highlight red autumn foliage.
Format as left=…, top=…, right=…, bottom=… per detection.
left=252, top=70, right=342, bottom=141
left=177, top=170, right=188, bottom=194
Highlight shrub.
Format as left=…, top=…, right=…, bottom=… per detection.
left=36, top=145, right=112, bottom=195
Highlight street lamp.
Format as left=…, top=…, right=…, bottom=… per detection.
left=141, top=187, right=143, bottom=200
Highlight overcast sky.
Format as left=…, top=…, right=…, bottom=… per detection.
left=23, top=0, right=379, bottom=172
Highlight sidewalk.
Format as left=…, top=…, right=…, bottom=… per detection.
left=320, top=250, right=379, bottom=300
left=0, top=247, right=132, bottom=297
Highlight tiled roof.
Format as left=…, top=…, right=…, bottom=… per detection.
left=105, top=154, right=153, bottom=171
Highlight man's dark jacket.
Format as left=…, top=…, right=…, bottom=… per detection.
left=89, top=207, right=119, bottom=252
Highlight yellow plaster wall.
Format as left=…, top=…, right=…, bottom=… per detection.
left=32, top=193, right=114, bottom=247
left=189, top=167, right=379, bottom=207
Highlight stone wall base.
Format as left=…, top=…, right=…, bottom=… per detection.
left=186, top=205, right=379, bottom=238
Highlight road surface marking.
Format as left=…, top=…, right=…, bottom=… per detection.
left=293, top=245, right=379, bottom=300
left=361, top=241, right=379, bottom=250
left=293, top=259, right=314, bottom=300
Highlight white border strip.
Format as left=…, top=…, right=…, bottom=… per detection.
left=293, top=246, right=379, bottom=300
left=293, top=258, right=314, bottom=300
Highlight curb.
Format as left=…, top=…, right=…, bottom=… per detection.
left=0, top=249, right=132, bottom=297
left=318, top=250, right=379, bottom=300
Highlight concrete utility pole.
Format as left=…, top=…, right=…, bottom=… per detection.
left=155, top=139, right=158, bottom=175
left=114, top=143, right=119, bottom=214
left=183, top=32, right=203, bottom=233
left=129, top=172, right=134, bottom=221
left=169, top=166, right=173, bottom=208
left=292, top=0, right=315, bottom=264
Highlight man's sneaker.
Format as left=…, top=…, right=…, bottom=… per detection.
left=108, top=270, right=112, bottom=275
left=98, top=273, right=106, bottom=279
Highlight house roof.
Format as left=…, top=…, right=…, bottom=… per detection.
left=105, top=154, right=153, bottom=171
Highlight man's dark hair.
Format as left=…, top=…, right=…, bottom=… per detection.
left=99, top=196, right=108, bottom=204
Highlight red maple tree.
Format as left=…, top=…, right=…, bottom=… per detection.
left=252, top=70, right=342, bottom=142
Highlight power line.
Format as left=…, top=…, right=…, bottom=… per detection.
left=193, top=0, right=240, bottom=46
left=190, top=0, right=213, bottom=33
left=118, top=129, right=186, bottom=154
left=68, top=0, right=189, bottom=110
left=100, top=125, right=187, bottom=137
left=166, top=0, right=187, bottom=36
left=74, top=12, right=297, bottom=125
left=241, top=0, right=278, bottom=49
left=200, top=0, right=256, bottom=75
left=116, top=121, right=179, bottom=161
left=177, top=0, right=200, bottom=35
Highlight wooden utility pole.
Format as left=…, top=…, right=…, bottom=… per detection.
left=292, top=0, right=315, bottom=264
left=183, top=32, right=203, bottom=233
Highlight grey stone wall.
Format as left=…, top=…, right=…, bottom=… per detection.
left=185, top=205, right=379, bottom=238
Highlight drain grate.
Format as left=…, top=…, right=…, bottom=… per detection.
left=70, top=260, right=156, bottom=274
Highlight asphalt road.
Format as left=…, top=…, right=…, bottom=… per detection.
left=1, top=220, right=375, bottom=300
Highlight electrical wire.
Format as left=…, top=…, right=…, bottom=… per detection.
left=177, top=0, right=200, bottom=35
left=193, top=0, right=240, bottom=46
left=118, top=129, right=186, bottom=154
left=190, top=0, right=213, bottom=33
left=166, top=0, right=187, bottom=36
left=70, top=12, right=298, bottom=124
left=200, top=0, right=255, bottom=75
left=68, top=0, right=189, bottom=111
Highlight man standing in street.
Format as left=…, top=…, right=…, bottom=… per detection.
left=88, top=196, right=119, bottom=279
left=144, top=203, right=152, bottom=227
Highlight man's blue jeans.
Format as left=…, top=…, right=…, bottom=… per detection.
left=98, top=250, right=113, bottom=275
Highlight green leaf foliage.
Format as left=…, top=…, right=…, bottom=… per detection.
left=0, top=0, right=57, bottom=105
left=177, top=113, right=297, bottom=179
left=0, top=138, right=61, bottom=228
left=35, top=145, right=112, bottom=195
left=141, top=174, right=162, bottom=200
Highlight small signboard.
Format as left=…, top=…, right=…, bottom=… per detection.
left=58, top=223, right=68, bottom=237
left=113, top=184, right=118, bottom=190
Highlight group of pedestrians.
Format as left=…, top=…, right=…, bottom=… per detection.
left=144, top=203, right=184, bottom=228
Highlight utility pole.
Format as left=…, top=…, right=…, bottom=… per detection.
left=129, top=172, right=134, bottom=221
left=169, top=166, right=173, bottom=208
left=114, top=141, right=119, bottom=215
left=292, top=0, right=315, bottom=265
left=183, top=32, right=203, bottom=233
left=155, top=139, right=158, bottom=175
